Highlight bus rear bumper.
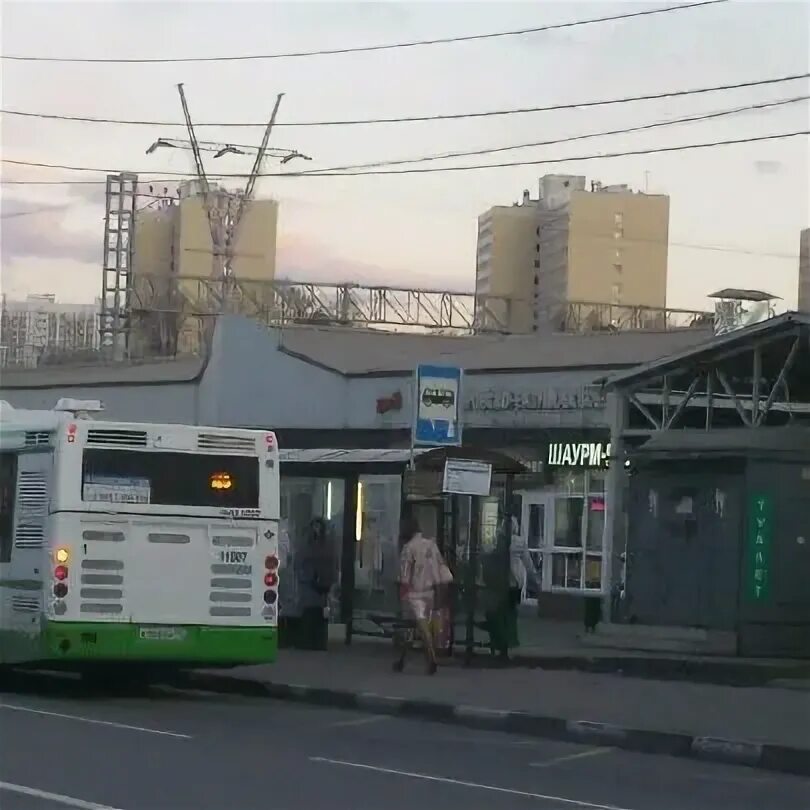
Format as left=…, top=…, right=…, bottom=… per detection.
left=42, top=621, right=278, bottom=665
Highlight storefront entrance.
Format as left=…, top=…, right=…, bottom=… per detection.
left=518, top=470, right=606, bottom=601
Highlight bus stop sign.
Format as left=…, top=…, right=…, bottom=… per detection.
left=413, top=365, right=462, bottom=447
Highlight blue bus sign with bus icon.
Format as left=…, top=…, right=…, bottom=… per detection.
left=413, top=365, right=462, bottom=446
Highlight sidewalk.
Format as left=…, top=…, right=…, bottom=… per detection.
left=347, top=615, right=810, bottom=687
left=190, top=639, right=810, bottom=776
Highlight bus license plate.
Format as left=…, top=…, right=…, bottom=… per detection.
left=139, top=626, right=186, bottom=641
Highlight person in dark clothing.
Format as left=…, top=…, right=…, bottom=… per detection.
left=296, top=517, right=336, bottom=650
left=483, top=515, right=538, bottom=661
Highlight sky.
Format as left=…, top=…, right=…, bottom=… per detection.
left=1, top=0, right=809, bottom=312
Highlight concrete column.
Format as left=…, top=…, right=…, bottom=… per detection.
left=602, top=389, right=627, bottom=622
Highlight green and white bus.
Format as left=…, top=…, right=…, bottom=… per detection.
left=0, top=399, right=280, bottom=672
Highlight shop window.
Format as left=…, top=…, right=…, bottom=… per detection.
left=354, top=475, right=401, bottom=613
left=584, top=556, right=602, bottom=589
left=586, top=497, right=605, bottom=550
left=524, top=502, right=545, bottom=599
left=279, top=477, right=345, bottom=624
left=541, top=470, right=606, bottom=593
left=552, top=552, right=582, bottom=589
left=553, top=496, right=583, bottom=547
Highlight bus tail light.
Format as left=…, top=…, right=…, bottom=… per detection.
left=263, top=589, right=278, bottom=605
left=264, top=572, right=278, bottom=587
left=265, top=554, right=279, bottom=571
left=53, top=549, right=70, bottom=607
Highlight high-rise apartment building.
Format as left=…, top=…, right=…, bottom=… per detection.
left=799, top=228, right=810, bottom=313
left=475, top=174, right=670, bottom=333
left=131, top=182, right=279, bottom=352
left=133, top=181, right=279, bottom=280
left=0, top=294, right=101, bottom=368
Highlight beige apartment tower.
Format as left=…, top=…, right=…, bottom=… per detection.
left=476, top=175, right=670, bottom=333
left=132, top=183, right=279, bottom=352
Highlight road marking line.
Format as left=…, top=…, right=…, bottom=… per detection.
left=331, top=715, right=391, bottom=728
left=531, top=747, right=614, bottom=768
left=310, top=756, right=638, bottom=810
left=0, top=780, right=124, bottom=810
left=0, top=703, right=191, bottom=739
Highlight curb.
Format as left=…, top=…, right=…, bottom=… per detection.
left=182, top=672, right=810, bottom=778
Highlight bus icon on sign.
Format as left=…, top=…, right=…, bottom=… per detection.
left=422, top=388, right=454, bottom=408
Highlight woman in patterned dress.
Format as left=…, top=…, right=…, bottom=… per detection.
left=394, top=513, right=446, bottom=675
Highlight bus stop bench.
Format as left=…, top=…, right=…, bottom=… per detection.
left=363, top=612, right=416, bottom=638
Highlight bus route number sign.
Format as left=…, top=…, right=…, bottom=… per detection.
left=220, top=549, right=248, bottom=564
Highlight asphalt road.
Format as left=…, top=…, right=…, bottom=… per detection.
left=1, top=672, right=808, bottom=810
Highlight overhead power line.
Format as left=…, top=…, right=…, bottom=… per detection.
left=297, top=131, right=810, bottom=176
left=303, top=96, right=809, bottom=174
left=1, top=2, right=727, bottom=63
left=132, top=96, right=808, bottom=178
left=2, top=72, right=806, bottom=129
left=3, top=131, right=807, bottom=180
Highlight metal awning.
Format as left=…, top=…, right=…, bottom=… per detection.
left=601, top=312, right=810, bottom=390
left=279, top=448, right=429, bottom=465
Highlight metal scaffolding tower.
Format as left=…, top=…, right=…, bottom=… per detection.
left=99, top=172, right=138, bottom=357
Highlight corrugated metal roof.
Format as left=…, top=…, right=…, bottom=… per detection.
left=708, top=288, right=779, bottom=301
left=278, top=326, right=713, bottom=375
left=634, top=427, right=810, bottom=455
left=0, top=356, right=205, bottom=389
left=605, top=312, right=810, bottom=389
left=279, top=448, right=425, bottom=464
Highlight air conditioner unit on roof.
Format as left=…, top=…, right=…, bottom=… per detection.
left=53, top=398, right=105, bottom=417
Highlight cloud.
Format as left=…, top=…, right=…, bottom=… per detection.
left=64, top=182, right=108, bottom=207
left=0, top=256, right=100, bottom=303
left=1, top=196, right=100, bottom=265
left=276, top=233, right=391, bottom=284
left=754, top=160, right=784, bottom=175
left=276, top=232, right=446, bottom=289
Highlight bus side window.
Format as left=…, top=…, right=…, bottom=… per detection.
left=0, top=453, right=17, bottom=564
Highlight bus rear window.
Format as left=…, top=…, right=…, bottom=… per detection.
left=81, top=450, right=259, bottom=509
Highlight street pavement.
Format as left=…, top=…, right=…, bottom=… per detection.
left=204, top=642, right=810, bottom=748
left=1, top=672, right=809, bottom=810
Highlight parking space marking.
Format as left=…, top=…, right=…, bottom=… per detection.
left=0, top=780, right=124, bottom=810
left=0, top=703, right=192, bottom=739
left=531, top=747, right=614, bottom=768
left=310, top=756, right=639, bottom=810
